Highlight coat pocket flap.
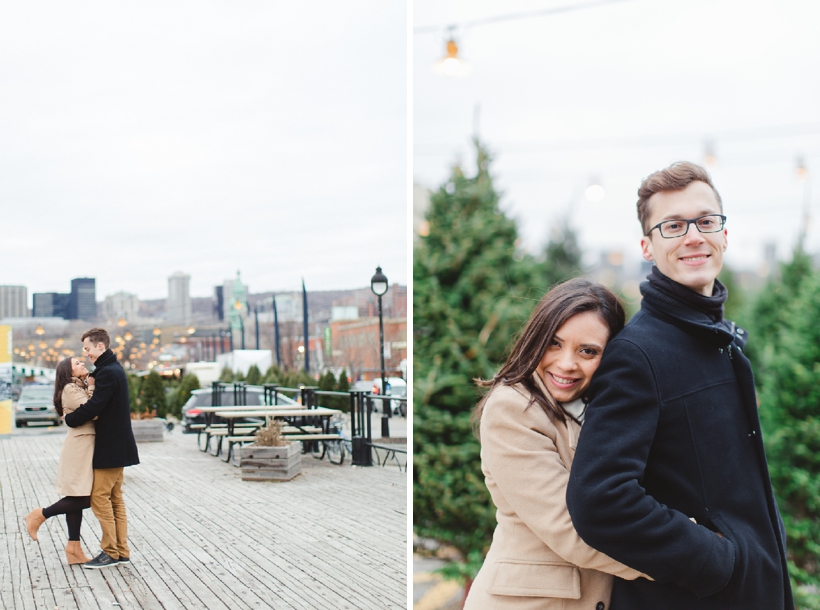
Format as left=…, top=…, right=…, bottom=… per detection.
left=487, top=560, right=581, bottom=598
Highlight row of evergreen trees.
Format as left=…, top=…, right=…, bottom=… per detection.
left=128, top=365, right=356, bottom=417
left=127, top=370, right=200, bottom=419
left=413, top=140, right=820, bottom=603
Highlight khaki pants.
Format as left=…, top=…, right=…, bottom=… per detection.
left=90, top=468, right=129, bottom=560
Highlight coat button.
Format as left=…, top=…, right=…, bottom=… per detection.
left=596, top=603, right=605, bottom=610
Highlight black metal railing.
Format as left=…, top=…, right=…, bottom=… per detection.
left=205, top=381, right=406, bottom=470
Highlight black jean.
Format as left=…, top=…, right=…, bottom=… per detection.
left=42, top=496, right=91, bottom=541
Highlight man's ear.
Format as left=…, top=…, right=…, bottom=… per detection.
left=641, top=236, right=654, bottom=262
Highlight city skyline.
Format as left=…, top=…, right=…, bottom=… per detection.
left=0, top=2, right=407, bottom=300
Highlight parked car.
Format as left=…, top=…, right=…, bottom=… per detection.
left=369, top=377, right=408, bottom=416
left=15, top=384, right=60, bottom=427
left=181, top=385, right=299, bottom=433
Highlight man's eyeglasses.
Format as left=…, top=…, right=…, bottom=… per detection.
left=645, top=214, right=727, bottom=239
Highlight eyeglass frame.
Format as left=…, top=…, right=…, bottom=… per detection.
left=645, top=214, right=727, bottom=239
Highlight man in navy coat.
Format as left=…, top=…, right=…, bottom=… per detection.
left=65, top=327, right=139, bottom=569
left=566, top=162, right=793, bottom=608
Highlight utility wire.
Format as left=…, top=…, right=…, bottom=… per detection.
left=414, top=0, right=633, bottom=34
left=415, top=122, right=820, bottom=155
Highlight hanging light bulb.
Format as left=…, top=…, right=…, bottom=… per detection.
left=703, top=140, right=717, bottom=167
left=585, top=178, right=606, bottom=202
left=35, top=325, right=45, bottom=335
left=796, top=156, right=808, bottom=183
left=434, top=29, right=470, bottom=77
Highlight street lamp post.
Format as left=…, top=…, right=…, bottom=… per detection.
left=254, top=305, right=260, bottom=350
left=370, top=266, right=390, bottom=438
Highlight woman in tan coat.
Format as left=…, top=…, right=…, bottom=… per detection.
left=464, top=279, right=647, bottom=610
left=24, top=357, right=96, bottom=565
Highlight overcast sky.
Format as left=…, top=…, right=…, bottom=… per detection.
left=414, top=0, right=820, bottom=276
left=1, top=1, right=407, bottom=302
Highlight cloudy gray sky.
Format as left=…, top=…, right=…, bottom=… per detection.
left=414, top=0, right=820, bottom=277
left=1, top=1, right=407, bottom=302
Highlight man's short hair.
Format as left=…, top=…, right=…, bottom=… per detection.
left=81, top=327, right=110, bottom=349
left=637, top=161, right=723, bottom=234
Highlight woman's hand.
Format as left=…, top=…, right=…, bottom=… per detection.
left=87, top=377, right=95, bottom=388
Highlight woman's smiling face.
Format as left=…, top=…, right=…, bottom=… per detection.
left=70, top=358, right=88, bottom=378
left=536, top=310, right=610, bottom=403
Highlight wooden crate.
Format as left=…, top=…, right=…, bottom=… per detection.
left=239, top=441, right=302, bottom=481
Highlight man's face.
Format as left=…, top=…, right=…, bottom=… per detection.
left=641, top=180, right=727, bottom=296
left=82, top=338, right=106, bottom=363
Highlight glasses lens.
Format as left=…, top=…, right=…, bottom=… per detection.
left=696, top=215, right=723, bottom=233
left=660, top=219, right=688, bottom=237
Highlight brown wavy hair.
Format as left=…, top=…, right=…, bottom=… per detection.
left=53, top=358, right=75, bottom=416
left=636, top=161, right=722, bottom=234
left=473, top=277, right=625, bottom=429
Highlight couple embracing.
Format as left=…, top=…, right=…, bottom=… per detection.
left=465, top=162, right=793, bottom=609
left=24, top=327, right=139, bottom=570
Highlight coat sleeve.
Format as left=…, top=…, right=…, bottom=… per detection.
left=61, top=385, right=93, bottom=415
left=480, top=388, right=644, bottom=580
left=565, top=338, right=736, bottom=598
left=65, top=370, right=115, bottom=427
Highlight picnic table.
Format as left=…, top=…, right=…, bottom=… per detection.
left=198, top=406, right=343, bottom=463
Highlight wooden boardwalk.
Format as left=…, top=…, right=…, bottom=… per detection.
left=0, top=428, right=407, bottom=609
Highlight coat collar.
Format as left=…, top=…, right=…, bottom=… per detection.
left=640, top=276, right=736, bottom=348
left=91, top=349, right=117, bottom=373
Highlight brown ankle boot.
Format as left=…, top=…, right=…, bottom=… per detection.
left=25, top=508, right=46, bottom=541
left=65, top=540, right=91, bottom=565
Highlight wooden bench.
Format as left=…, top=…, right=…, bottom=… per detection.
left=223, top=433, right=341, bottom=465
left=198, top=423, right=260, bottom=453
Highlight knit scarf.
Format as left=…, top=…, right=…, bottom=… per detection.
left=643, top=266, right=728, bottom=324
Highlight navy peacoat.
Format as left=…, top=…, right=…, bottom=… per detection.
left=566, top=279, right=793, bottom=609
left=65, top=349, right=140, bottom=470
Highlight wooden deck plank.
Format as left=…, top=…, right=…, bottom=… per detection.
left=1, top=428, right=407, bottom=609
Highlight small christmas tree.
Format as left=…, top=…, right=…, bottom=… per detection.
left=413, top=139, right=581, bottom=581
left=140, top=371, right=167, bottom=418
left=753, top=254, right=820, bottom=605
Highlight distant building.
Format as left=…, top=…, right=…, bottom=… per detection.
left=103, top=292, right=140, bottom=323
left=273, top=293, right=302, bottom=321
left=329, top=317, right=407, bottom=379
left=388, top=284, right=407, bottom=318
left=168, top=272, right=192, bottom=325
left=221, top=276, right=249, bottom=320
left=0, top=285, right=28, bottom=319
left=331, top=306, right=359, bottom=321
left=32, top=292, right=70, bottom=318
left=69, top=278, right=96, bottom=320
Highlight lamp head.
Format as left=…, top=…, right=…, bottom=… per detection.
left=371, top=266, right=388, bottom=296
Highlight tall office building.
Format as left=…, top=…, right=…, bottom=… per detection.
left=69, top=278, right=96, bottom=320
left=33, top=292, right=71, bottom=318
left=0, top=285, right=29, bottom=318
left=103, top=292, right=140, bottom=322
left=168, top=272, right=191, bottom=325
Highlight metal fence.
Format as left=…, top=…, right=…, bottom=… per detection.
left=241, top=382, right=408, bottom=470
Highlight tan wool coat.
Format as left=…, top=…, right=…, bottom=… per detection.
left=464, top=376, right=645, bottom=610
left=55, top=378, right=95, bottom=497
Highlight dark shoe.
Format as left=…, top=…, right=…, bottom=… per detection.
left=82, top=552, right=118, bottom=569
left=117, top=556, right=130, bottom=565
